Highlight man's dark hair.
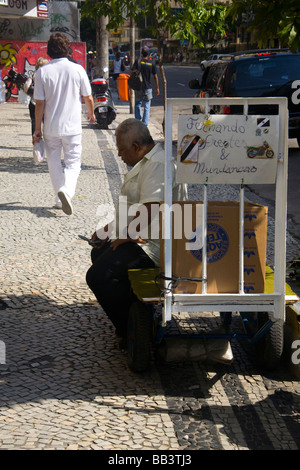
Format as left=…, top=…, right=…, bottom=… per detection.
left=47, top=33, right=70, bottom=59
left=141, top=46, right=149, bottom=58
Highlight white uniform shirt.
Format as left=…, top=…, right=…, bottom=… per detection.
left=34, top=58, right=92, bottom=137
left=113, top=59, right=122, bottom=74
left=115, top=143, right=187, bottom=266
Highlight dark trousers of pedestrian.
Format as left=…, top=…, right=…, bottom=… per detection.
left=29, top=101, right=35, bottom=136
left=86, top=241, right=155, bottom=338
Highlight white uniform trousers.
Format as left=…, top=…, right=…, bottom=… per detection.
left=44, top=134, right=82, bottom=203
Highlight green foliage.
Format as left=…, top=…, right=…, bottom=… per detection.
left=228, top=0, right=300, bottom=51
left=166, top=2, right=227, bottom=46
left=81, top=0, right=228, bottom=49
left=80, top=16, right=96, bottom=50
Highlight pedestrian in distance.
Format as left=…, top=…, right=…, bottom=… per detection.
left=67, top=47, right=77, bottom=63
left=132, top=46, right=159, bottom=126
left=110, top=51, right=125, bottom=98
left=33, top=33, right=96, bottom=215
left=86, top=118, right=187, bottom=345
left=23, top=57, right=49, bottom=136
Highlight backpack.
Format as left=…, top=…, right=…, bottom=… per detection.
left=128, top=60, right=142, bottom=91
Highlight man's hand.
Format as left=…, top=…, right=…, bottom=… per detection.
left=34, top=100, right=45, bottom=143
left=87, top=111, right=96, bottom=124
left=83, top=95, right=96, bottom=124
left=90, top=231, right=108, bottom=248
left=32, top=130, right=42, bottom=144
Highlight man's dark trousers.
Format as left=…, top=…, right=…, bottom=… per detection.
left=86, top=241, right=155, bottom=338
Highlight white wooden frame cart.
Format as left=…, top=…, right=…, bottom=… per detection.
left=163, top=97, right=289, bottom=340
left=126, top=96, right=293, bottom=373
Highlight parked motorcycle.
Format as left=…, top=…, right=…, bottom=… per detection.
left=2, top=66, right=28, bottom=101
left=91, top=68, right=116, bottom=129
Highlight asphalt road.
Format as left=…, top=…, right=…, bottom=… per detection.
left=152, top=64, right=198, bottom=104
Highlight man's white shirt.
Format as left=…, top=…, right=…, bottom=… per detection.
left=34, top=58, right=91, bottom=137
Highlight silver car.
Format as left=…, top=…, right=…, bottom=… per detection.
left=200, top=53, right=230, bottom=70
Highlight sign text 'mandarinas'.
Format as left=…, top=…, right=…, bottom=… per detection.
left=194, top=162, right=258, bottom=175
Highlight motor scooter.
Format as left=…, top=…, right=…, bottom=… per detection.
left=91, top=67, right=116, bottom=129
left=2, top=66, right=28, bottom=101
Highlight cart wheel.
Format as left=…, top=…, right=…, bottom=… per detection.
left=97, top=120, right=108, bottom=130
left=220, top=312, right=232, bottom=326
left=127, top=301, right=153, bottom=372
left=254, top=312, right=284, bottom=371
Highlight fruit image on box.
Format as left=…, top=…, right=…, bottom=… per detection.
left=160, top=201, right=268, bottom=294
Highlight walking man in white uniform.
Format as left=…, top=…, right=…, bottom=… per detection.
left=33, top=33, right=96, bottom=215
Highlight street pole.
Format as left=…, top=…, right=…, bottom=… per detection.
left=130, top=17, right=135, bottom=114
left=96, top=15, right=109, bottom=78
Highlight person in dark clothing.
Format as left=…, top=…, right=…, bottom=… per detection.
left=68, top=48, right=77, bottom=63
left=23, top=57, right=49, bottom=136
left=85, top=118, right=186, bottom=343
left=132, top=46, right=159, bottom=125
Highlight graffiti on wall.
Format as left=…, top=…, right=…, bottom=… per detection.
left=0, top=40, right=86, bottom=99
left=0, top=1, right=79, bottom=42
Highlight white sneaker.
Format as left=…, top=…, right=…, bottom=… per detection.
left=58, top=190, right=73, bottom=215
left=53, top=201, right=62, bottom=209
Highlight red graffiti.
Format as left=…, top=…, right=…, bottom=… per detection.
left=0, top=40, right=87, bottom=100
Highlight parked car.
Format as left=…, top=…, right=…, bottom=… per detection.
left=200, top=53, right=230, bottom=70
left=190, top=49, right=300, bottom=146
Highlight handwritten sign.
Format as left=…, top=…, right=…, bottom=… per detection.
left=177, top=114, right=279, bottom=184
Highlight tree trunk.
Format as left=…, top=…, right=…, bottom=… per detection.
left=96, top=16, right=109, bottom=78
left=153, top=3, right=166, bottom=135
left=158, top=57, right=166, bottom=135
left=130, top=17, right=135, bottom=114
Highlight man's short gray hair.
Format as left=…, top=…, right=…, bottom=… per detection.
left=116, top=118, right=154, bottom=148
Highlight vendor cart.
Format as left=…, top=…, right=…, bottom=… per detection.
left=127, top=97, right=298, bottom=372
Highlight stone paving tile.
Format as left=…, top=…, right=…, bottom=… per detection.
left=0, top=101, right=299, bottom=452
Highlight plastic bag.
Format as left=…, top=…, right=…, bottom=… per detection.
left=23, top=77, right=34, bottom=97
left=33, top=140, right=45, bottom=164
left=18, top=89, right=30, bottom=105
left=0, top=80, right=5, bottom=104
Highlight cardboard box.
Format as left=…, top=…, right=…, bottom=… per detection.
left=160, top=201, right=268, bottom=294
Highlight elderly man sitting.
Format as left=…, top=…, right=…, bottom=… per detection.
left=86, top=118, right=187, bottom=342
